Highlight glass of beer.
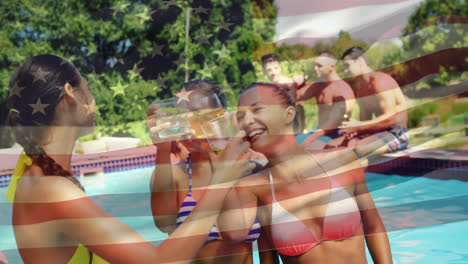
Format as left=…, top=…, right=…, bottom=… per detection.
left=148, top=98, right=191, bottom=142
left=200, top=112, right=239, bottom=154
left=186, top=94, right=225, bottom=139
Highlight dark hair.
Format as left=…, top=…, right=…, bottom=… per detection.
left=243, top=82, right=300, bottom=133
left=177, top=79, right=227, bottom=109
left=7, top=54, right=85, bottom=191
left=261, top=53, right=279, bottom=67
left=341, top=47, right=369, bottom=64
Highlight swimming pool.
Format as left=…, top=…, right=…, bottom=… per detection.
left=1, top=166, right=467, bottom=263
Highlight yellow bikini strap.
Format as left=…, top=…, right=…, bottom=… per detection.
left=5, top=153, right=32, bottom=203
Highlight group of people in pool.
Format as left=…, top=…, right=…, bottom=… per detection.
left=5, top=47, right=403, bottom=263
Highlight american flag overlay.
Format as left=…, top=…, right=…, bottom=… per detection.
left=0, top=0, right=467, bottom=263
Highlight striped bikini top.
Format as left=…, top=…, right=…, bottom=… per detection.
left=175, top=154, right=261, bottom=243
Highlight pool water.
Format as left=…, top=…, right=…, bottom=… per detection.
left=1, top=166, right=467, bottom=263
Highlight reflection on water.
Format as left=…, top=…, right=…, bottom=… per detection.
left=364, top=171, right=468, bottom=263
left=367, top=221, right=468, bottom=263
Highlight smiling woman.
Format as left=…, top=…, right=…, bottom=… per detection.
left=236, top=83, right=299, bottom=155
left=218, top=82, right=393, bottom=264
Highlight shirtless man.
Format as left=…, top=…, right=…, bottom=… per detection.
left=331, top=47, right=408, bottom=156
left=262, top=53, right=306, bottom=133
left=296, top=51, right=355, bottom=150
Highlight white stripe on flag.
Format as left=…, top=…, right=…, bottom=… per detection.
left=265, top=0, right=424, bottom=44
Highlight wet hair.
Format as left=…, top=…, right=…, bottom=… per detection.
left=261, top=53, right=279, bottom=67
left=177, top=79, right=227, bottom=109
left=341, top=47, right=369, bottom=65
left=242, top=82, right=300, bottom=133
left=7, top=54, right=85, bottom=191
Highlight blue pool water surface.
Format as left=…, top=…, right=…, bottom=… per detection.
left=1, top=166, right=467, bottom=263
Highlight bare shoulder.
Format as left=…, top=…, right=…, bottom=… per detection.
left=17, top=165, right=86, bottom=203
left=171, top=163, right=188, bottom=186
left=235, top=171, right=270, bottom=196
left=330, top=80, right=355, bottom=100
left=371, top=72, right=399, bottom=91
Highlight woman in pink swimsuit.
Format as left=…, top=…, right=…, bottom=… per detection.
left=218, top=83, right=392, bottom=264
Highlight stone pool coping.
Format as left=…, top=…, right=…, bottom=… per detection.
left=1, top=144, right=467, bottom=188
left=0, top=145, right=157, bottom=188
left=369, top=148, right=468, bottom=177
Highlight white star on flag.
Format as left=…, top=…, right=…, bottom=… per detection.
left=148, top=9, right=158, bottom=21
left=110, top=80, right=128, bottom=97
left=32, top=68, right=50, bottom=83
left=214, top=45, right=231, bottom=61
left=29, top=98, right=50, bottom=115
left=214, top=20, right=234, bottom=32
left=156, top=74, right=167, bottom=88
left=196, top=34, right=212, bottom=45
left=55, top=85, right=65, bottom=98
left=193, top=6, right=209, bottom=15
left=172, top=57, right=185, bottom=68
left=9, top=82, right=25, bottom=98
left=152, top=42, right=164, bottom=57
left=128, top=66, right=144, bottom=80
left=199, top=63, right=215, bottom=79
left=175, top=87, right=193, bottom=103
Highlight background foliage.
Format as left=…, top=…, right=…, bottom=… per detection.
left=0, top=0, right=277, bottom=147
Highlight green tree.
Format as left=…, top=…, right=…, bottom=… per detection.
left=367, top=40, right=403, bottom=71
left=402, top=0, right=468, bottom=87
left=0, top=0, right=277, bottom=147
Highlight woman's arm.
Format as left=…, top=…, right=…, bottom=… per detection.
left=217, top=177, right=259, bottom=242
left=150, top=147, right=179, bottom=234
left=17, top=135, right=255, bottom=263
left=354, top=170, right=393, bottom=264
left=147, top=104, right=181, bottom=234
left=17, top=175, right=248, bottom=263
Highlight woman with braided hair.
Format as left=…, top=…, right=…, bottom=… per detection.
left=5, top=55, right=255, bottom=263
